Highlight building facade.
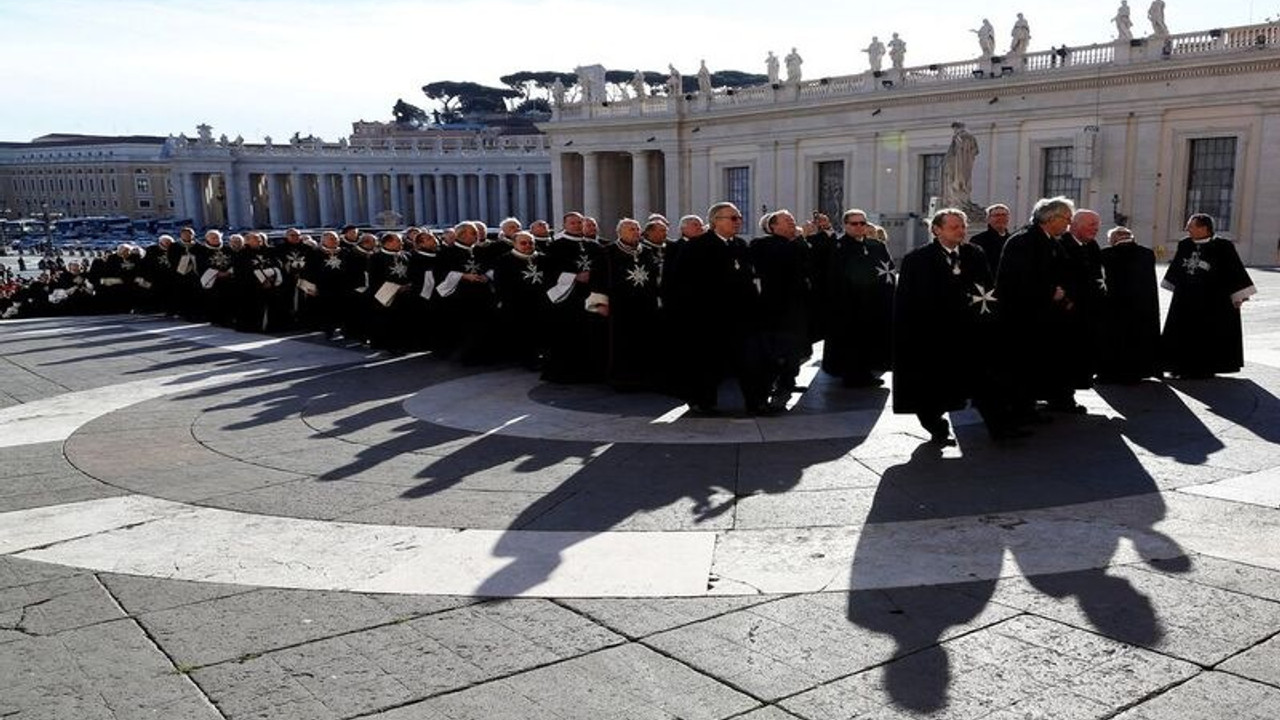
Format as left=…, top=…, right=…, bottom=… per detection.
left=0, top=135, right=176, bottom=220
left=543, top=21, right=1280, bottom=264
left=0, top=126, right=554, bottom=232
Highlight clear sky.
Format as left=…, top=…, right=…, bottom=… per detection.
left=1, top=0, right=1273, bottom=143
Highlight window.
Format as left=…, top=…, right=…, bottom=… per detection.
left=110, top=178, right=117, bottom=193
left=1185, top=137, right=1236, bottom=232
left=816, top=161, right=845, bottom=221
left=725, top=166, right=751, bottom=229
left=1042, top=146, right=1082, bottom=202
left=138, top=199, right=152, bottom=209
left=135, top=177, right=151, bottom=194
left=920, top=153, right=944, bottom=214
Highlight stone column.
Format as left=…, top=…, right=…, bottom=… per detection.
left=317, top=174, right=334, bottom=227
left=290, top=172, right=307, bottom=227
left=582, top=151, right=601, bottom=220
left=180, top=172, right=201, bottom=225
left=365, top=172, right=379, bottom=224
left=433, top=174, right=447, bottom=226
left=631, top=150, right=650, bottom=219
left=413, top=174, right=426, bottom=225
left=497, top=174, right=510, bottom=220
left=389, top=173, right=403, bottom=221
left=515, top=174, right=529, bottom=221
left=341, top=174, right=358, bottom=226
left=458, top=174, right=472, bottom=220
left=662, top=148, right=682, bottom=220
left=541, top=174, right=553, bottom=221
left=477, top=173, right=490, bottom=224
left=266, top=173, right=285, bottom=227
left=224, top=169, right=249, bottom=229
left=550, top=152, right=566, bottom=223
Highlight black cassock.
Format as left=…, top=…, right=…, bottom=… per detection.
left=1057, top=234, right=1107, bottom=391
left=1161, top=236, right=1256, bottom=376
left=88, top=253, right=137, bottom=314
left=750, top=233, right=812, bottom=402
left=300, top=248, right=347, bottom=337
left=434, top=243, right=498, bottom=364
left=232, top=246, right=282, bottom=333
left=406, top=249, right=441, bottom=351
left=273, top=241, right=311, bottom=330
left=168, top=241, right=202, bottom=320
left=492, top=249, right=549, bottom=367
left=137, top=244, right=173, bottom=313
left=994, top=223, right=1071, bottom=406
left=540, top=233, right=605, bottom=383
left=365, top=249, right=414, bottom=351
left=805, top=231, right=836, bottom=344
left=1098, top=241, right=1161, bottom=382
left=192, top=243, right=236, bottom=327
left=339, top=244, right=373, bottom=341
left=969, top=226, right=1009, bottom=277
left=892, top=241, right=999, bottom=416
left=669, top=231, right=760, bottom=410
left=821, top=235, right=895, bottom=384
left=589, top=242, right=662, bottom=391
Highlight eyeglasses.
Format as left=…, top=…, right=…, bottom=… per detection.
left=845, top=220, right=867, bottom=226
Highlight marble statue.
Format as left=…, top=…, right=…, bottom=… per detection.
left=864, top=36, right=886, bottom=73
left=1148, top=0, right=1168, bottom=38
left=551, top=78, right=566, bottom=107
left=766, top=51, right=780, bottom=84
left=941, top=122, right=980, bottom=209
left=785, top=47, right=803, bottom=83
left=1010, top=13, right=1031, bottom=54
left=667, top=64, right=682, bottom=96
left=973, top=19, right=996, bottom=56
left=888, top=33, right=906, bottom=71
left=576, top=64, right=606, bottom=104
left=631, top=70, right=647, bottom=99
left=1113, top=0, right=1133, bottom=40
left=697, top=60, right=712, bottom=95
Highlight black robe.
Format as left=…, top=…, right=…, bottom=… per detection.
left=750, top=233, right=813, bottom=392
left=1161, top=236, right=1256, bottom=376
left=365, top=249, right=414, bottom=350
left=300, top=247, right=347, bottom=337
left=192, top=243, right=236, bottom=327
left=406, top=249, right=441, bottom=351
left=1057, top=234, right=1107, bottom=390
left=540, top=233, right=605, bottom=383
left=805, top=231, right=837, bottom=344
left=1098, top=241, right=1161, bottom=382
left=136, top=243, right=173, bottom=314
left=231, top=246, right=282, bottom=333
left=434, top=242, right=498, bottom=363
left=338, top=244, right=374, bottom=341
left=892, top=240, right=999, bottom=414
left=969, top=226, right=1009, bottom=277
left=994, top=223, right=1072, bottom=405
left=492, top=249, right=549, bottom=367
left=168, top=241, right=202, bottom=320
left=668, top=230, right=760, bottom=409
left=821, top=235, right=895, bottom=383
left=589, top=243, right=663, bottom=390
left=273, top=240, right=311, bottom=330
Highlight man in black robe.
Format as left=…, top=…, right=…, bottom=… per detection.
left=540, top=212, right=605, bottom=383
left=1097, top=226, right=1161, bottom=383
left=406, top=230, right=442, bottom=351
left=232, top=232, right=282, bottom=333
left=138, top=235, right=175, bottom=315
left=435, top=221, right=498, bottom=364
left=893, top=209, right=1017, bottom=443
left=168, top=227, right=202, bottom=320
left=969, top=203, right=1012, bottom=275
left=299, top=231, right=346, bottom=339
left=365, top=232, right=414, bottom=351
left=586, top=218, right=663, bottom=391
left=492, top=231, right=549, bottom=368
left=805, top=213, right=838, bottom=345
left=193, top=230, right=236, bottom=327
left=995, top=196, right=1075, bottom=420
left=1052, top=209, right=1107, bottom=412
left=273, top=227, right=310, bottom=331
left=822, top=209, right=895, bottom=387
left=1161, top=213, right=1257, bottom=378
left=750, top=210, right=812, bottom=412
left=669, top=202, right=762, bottom=414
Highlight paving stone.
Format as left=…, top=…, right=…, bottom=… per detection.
left=780, top=615, right=1195, bottom=720
left=520, top=487, right=738, bottom=531
left=0, top=618, right=220, bottom=719
left=1218, top=632, right=1280, bottom=685
left=560, top=594, right=784, bottom=638
left=0, top=554, right=87, bottom=590
left=731, top=707, right=804, bottom=720
left=137, top=587, right=425, bottom=667
left=0, top=573, right=123, bottom=638
left=1114, top=671, right=1280, bottom=719
left=211, top=478, right=408, bottom=520
left=1144, top=553, right=1280, bottom=602
left=646, top=585, right=1017, bottom=701
left=99, top=572, right=256, bottom=614
left=982, top=565, right=1280, bottom=665
left=0, top=483, right=128, bottom=513
left=737, top=440, right=881, bottom=494
left=734, top=488, right=880, bottom=530
left=339, top=488, right=569, bottom=529
left=191, top=657, right=338, bottom=720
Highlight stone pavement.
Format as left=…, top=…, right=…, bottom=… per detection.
left=1, top=268, right=1279, bottom=719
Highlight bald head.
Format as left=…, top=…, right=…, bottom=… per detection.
left=1069, top=210, right=1101, bottom=243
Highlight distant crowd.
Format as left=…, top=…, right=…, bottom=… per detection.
left=0, top=198, right=1257, bottom=443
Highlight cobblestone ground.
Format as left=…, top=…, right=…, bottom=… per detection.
left=2, top=268, right=1279, bottom=719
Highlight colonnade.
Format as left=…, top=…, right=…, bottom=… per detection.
left=175, top=168, right=553, bottom=231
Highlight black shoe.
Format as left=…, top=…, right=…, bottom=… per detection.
left=686, top=405, right=722, bottom=418
left=1045, top=401, right=1088, bottom=415
left=989, top=426, right=1033, bottom=441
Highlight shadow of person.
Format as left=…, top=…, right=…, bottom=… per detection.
left=1168, top=376, right=1280, bottom=446
left=847, top=406, right=1190, bottom=712
left=1094, top=379, right=1224, bottom=463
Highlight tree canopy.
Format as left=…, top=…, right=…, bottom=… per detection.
left=392, top=99, right=430, bottom=128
